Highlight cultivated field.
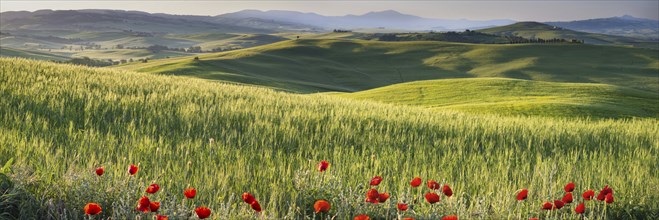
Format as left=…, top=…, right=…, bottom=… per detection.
left=1, top=58, right=657, bottom=219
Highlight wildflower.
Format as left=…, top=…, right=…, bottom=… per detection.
left=564, top=182, right=575, bottom=192
left=516, top=189, right=528, bottom=201
left=582, top=189, right=595, bottom=200
left=575, top=202, right=585, bottom=214
left=318, top=160, right=329, bottom=172
left=605, top=193, right=614, bottom=204
left=195, top=206, right=211, bottom=219
left=403, top=218, right=415, bottom=220
left=562, top=192, right=573, bottom=203
left=136, top=196, right=151, bottom=213
left=150, top=202, right=160, bottom=212
left=156, top=214, right=168, bottom=220
left=442, top=185, right=453, bottom=197
left=397, top=203, right=408, bottom=211
left=251, top=201, right=262, bottom=212
left=366, top=188, right=379, bottom=200
left=84, top=203, right=102, bottom=215
left=442, top=215, right=458, bottom=220
left=597, top=185, right=613, bottom=201
left=554, top=200, right=565, bottom=209
left=146, top=184, right=160, bottom=194
left=378, top=192, right=390, bottom=203
left=95, top=167, right=104, bottom=176
left=370, top=176, right=383, bottom=186
left=242, top=192, right=256, bottom=204
left=314, top=200, right=331, bottom=213
left=184, top=187, right=196, bottom=199
left=354, top=214, right=370, bottom=220
left=410, top=177, right=422, bottom=187
left=427, top=180, right=440, bottom=190
left=425, top=192, right=440, bottom=204
left=128, top=164, right=138, bottom=175
left=541, top=202, right=553, bottom=210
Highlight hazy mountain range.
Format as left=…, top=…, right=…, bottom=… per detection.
left=1, top=9, right=657, bottom=39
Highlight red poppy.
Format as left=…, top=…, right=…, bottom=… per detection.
left=365, top=197, right=379, bottom=204
left=583, top=189, right=595, bottom=200
left=195, top=206, right=211, bottom=219
left=378, top=192, right=390, bottom=203
left=441, top=215, right=458, bottom=220
left=403, top=218, right=415, bottom=220
left=597, top=186, right=613, bottom=201
left=541, top=202, right=553, bottom=210
left=564, top=182, right=575, bottom=192
left=529, top=218, right=539, bottom=220
left=575, top=202, right=585, bottom=214
left=128, top=164, right=138, bottom=175
left=562, top=192, right=573, bottom=203
left=370, top=176, right=383, bottom=186
left=318, top=160, right=329, bottom=172
left=156, top=214, right=169, bottom=220
left=84, top=203, right=102, bottom=215
left=442, top=184, right=453, bottom=197
left=397, top=203, right=408, bottom=211
left=410, top=177, right=422, bottom=187
left=136, top=196, right=151, bottom=213
left=605, top=193, right=614, bottom=204
left=150, top=202, right=160, bottom=212
left=425, top=192, right=440, bottom=204
left=146, top=184, right=160, bottom=194
left=366, top=188, right=379, bottom=200
left=427, top=180, right=440, bottom=190
left=314, top=200, right=331, bottom=213
left=95, top=167, right=104, bottom=176
left=184, top=187, right=196, bottom=199
left=242, top=192, right=256, bottom=204
left=516, top=189, right=528, bottom=201
left=553, top=200, right=565, bottom=209
left=354, top=214, right=371, bottom=220
left=251, top=201, right=262, bottom=212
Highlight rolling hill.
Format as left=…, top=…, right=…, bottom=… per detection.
left=546, top=15, right=659, bottom=40
left=117, top=39, right=659, bottom=93
left=478, top=22, right=657, bottom=48
left=0, top=47, right=69, bottom=61
left=335, top=78, right=658, bottom=118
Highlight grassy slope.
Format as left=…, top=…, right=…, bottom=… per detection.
left=336, top=78, right=658, bottom=118
left=117, top=39, right=659, bottom=93
left=1, top=58, right=657, bottom=219
left=0, top=47, right=69, bottom=61
left=479, top=22, right=655, bottom=47
left=72, top=49, right=195, bottom=60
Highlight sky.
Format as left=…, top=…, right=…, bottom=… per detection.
left=1, top=0, right=658, bottom=21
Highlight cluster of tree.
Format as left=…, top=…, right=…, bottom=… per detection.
left=333, top=29, right=352, bottom=33
left=123, top=30, right=154, bottom=37
left=66, top=57, right=114, bottom=67
left=373, top=30, right=583, bottom=44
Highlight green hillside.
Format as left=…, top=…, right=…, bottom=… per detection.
left=118, top=39, right=659, bottom=93
left=479, top=22, right=656, bottom=48
left=72, top=49, right=195, bottom=60
left=1, top=58, right=657, bottom=219
left=337, top=78, right=658, bottom=118
left=0, top=47, right=69, bottom=61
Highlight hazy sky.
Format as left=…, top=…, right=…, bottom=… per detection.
left=1, top=1, right=658, bottom=21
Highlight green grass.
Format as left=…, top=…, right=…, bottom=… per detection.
left=1, top=58, right=658, bottom=219
left=72, top=49, right=196, bottom=61
left=336, top=78, right=658, bottom=118
left=0, top=47, right=69, bottom=61
left=117, top=39, right=659, bottom=93
left=479, top=22, right=657, bottom=48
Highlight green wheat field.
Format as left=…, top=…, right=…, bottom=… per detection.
left=1, top=57, right=657, bottom=219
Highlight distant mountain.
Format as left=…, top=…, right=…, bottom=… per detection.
left=546, top=15, right=659, bottom=40
left=217, top=10, right=516, bottom=31
left=0, top=10, right=318, bottom=35
left=479, top=22, right=656, bottom=48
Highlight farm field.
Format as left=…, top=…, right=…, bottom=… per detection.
left=1, top=58, right=657, bottom=219
left=117, top=39, right=659, bottom=93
